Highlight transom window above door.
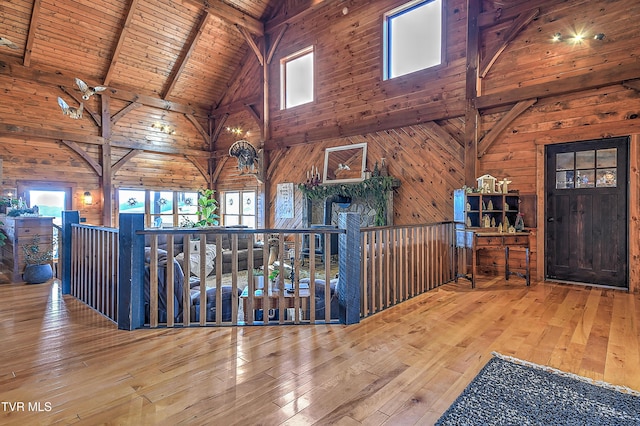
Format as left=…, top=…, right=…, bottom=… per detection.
left=555, top=148, right=617, bottom=189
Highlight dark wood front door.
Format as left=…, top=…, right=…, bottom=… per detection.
left=545, top=137, right=628, bottom=288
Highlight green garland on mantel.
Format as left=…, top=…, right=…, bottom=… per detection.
left=298, top=176, right=399, bottom=226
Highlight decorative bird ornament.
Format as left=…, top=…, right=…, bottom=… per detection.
left=229, top=140, right=258, bottom=171
left=0, top=36, right=19, bottom=49
left=57, top=97, right=84, bottom=119
left=75, top=78, right=107, bottom=100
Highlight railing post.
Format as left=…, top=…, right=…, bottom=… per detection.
left=337, top=212, right=361, bottom=324
left=60, top=211, right=80, bottom=295
left=118, top=213, right=145, bottom=330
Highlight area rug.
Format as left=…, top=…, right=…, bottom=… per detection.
left=436, top=352, right=640, bottom=426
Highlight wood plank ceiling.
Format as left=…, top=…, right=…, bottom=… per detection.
left=0, top=0, right=276, bottom=113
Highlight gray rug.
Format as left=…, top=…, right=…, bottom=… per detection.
left=436, top=353, right=640, bottom=426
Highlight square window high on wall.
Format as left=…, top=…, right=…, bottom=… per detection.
left=280, top=46, right=314, bottom=109
left=383, top=0, right=443, bottom=80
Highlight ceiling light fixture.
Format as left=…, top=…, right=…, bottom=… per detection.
left=552, top=31, right=605, bottom=44
left=226, top=126, right=243, bottom=136
left=151, top=122, right=175, bottom=135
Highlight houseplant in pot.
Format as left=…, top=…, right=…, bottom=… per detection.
left=194, top=189, right=219, bottom=227
left=22, top=235, right=53, bottom=284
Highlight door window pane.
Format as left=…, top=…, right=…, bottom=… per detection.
left=556, top=152, right=574, bottom=171
left=575, top=150, right=595, bottom=169
left=596, top=148, right=616, bottom=168
left=556, top=171, right=574, bottom=189
left=596, top=168, right=617, bottom=187
left=576, top=170, right=595, bottom=188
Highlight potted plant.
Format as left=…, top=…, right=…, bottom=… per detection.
left=252, top=268, right=264, bottom=289
left=194, top=189, right=220, bottom=227
left=268, top=268, right=280, bottom=290
left=22, top=235, right=53, bottom=284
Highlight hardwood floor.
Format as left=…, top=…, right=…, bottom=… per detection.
left=1, top=276, right=639, bottom=425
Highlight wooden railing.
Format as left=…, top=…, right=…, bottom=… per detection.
left=61, top=212, right=457, bottom=329
left=69, top=223, right=119, bottom=323
left=360, top=222, right=455, bottom=317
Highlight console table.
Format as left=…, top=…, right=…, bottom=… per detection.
left=457, top=230, right=530, bottom=288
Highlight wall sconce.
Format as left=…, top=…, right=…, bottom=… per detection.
left=83, top=191, right=93, bottom=206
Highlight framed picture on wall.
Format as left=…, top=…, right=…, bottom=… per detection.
left=323, top=143, right=367, bottom=184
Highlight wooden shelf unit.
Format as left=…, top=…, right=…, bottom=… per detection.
left=454, top=190, right=520, bottom=231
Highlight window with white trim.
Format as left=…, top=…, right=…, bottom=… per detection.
left=222, top=190, right=256, bottom=228
left=117, top=189, right=199, bottom=227
left=280, top=46, right=314, bottom=109
left=383, top=0, right=443, bottom=80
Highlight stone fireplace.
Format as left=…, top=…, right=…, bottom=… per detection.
left=302, top=185, right=397, bottom=229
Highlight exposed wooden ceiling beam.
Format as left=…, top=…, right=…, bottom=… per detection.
left=103, top=0, right=140, bottom=87
left=0, top=54, right=209, bottom=117
left=185, top=113, right=210, bottom=146
left=111, top=102, right=142, bottom=124
left=183, top=0, right=264, bottom=36
left=476, top=62, right=640, bottom=110
left=61, top=140, right=103, bottom=176
left=112, top=149, right=143, bottom=173
left=0, top=124, right=105, bottom=145
left=478, top=98, right=537, bottom=158
left=479, top=8, right=539, bottom=79
left=236, top=25, right=264, bottom=66
left=623, top=79, right=640, bottom=92
left=185, top=155, right=211, bottom=183
left=163, top=11, right=211, bottom=100
left=211, top=96, right=261, bottom=117
left=267, top=24, right=288, bottom=65
left=23, top=0, right=42, bottom=67
left=110, top=139, right=209, bottom=157
left=478, top=0, right=556, bottom=28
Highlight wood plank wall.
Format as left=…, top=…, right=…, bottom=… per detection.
left=1, top=0, right=639, bottom=291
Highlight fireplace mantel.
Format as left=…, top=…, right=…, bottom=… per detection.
left=300, top=176, right=400, bottom=227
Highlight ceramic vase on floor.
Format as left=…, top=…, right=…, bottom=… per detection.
left=23, top=263, right=53, bottom=284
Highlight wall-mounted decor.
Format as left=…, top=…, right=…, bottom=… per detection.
left=323, top=143, right=367, bottom=184
left=2, top=187, right=16, bottom=198
left=276, top=182, right=294, bottom=219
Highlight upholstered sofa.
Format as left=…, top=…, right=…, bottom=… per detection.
left=143, top=247, right=240, bottom=323
left=145, top=230, right=264, bottom=277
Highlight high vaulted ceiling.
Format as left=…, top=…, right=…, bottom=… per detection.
left=0, top=0, right=323, bottom=115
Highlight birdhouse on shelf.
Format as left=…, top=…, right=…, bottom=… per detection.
left=476, top=174, right=497, bottom=193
